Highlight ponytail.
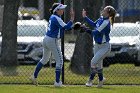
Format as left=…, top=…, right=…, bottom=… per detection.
left=110, top=14, right=115, bottom=26
left=106, top=6, right=116, bottom=26
left=49, top=9, right=53, bottom=14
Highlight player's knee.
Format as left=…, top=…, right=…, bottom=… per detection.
left=55, top=66, right=62, bottom=70
left=91, top=68, right=98, bottom=73
left=97, top=69, right=103, bottom=74
left=55, top=62, right=63, bottom=70
left=40, top=58, right=49, bottom=65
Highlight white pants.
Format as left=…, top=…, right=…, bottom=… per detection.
left=91, top=42, right=111, bottom=69
left=40, top=36, right=63, bottom=69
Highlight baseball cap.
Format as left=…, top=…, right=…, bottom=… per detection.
left=53, top=4, right=67, bottom=13
left=58, top=4, right=67, bottom=9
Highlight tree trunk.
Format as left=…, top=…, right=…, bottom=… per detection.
left=1, top=0, right=19, bottom=66
left=0, top=0, right=4, bottom=32
left=70, top=30, right=93, bottom=75
left=70, top=0, right=103, bottom=75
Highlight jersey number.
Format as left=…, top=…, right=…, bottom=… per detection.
left=47, top=20, right=51, bottom=31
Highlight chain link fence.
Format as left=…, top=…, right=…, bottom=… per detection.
left=0, top=0, right=140, bottom=85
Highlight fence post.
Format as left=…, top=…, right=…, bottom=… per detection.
left=58, top=0, right=65, bottom=84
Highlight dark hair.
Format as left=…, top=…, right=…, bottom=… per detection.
left=106, top=6, right=116, bottom=26
left=49, top=3, right=60, bottom=14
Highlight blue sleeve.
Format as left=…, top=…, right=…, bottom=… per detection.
left=84, top=17, right=96, bottom=27
left=54, top=17, right=73, bottom=30
left=63, top=21, right=73, bottom=30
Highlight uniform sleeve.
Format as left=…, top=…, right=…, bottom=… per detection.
left=55, top=17, right=73, bottom=30
left=96, top=20, right=109, bottom=33
left=84, top=17, right=96, bottom=27
left=63, top=21, right=73, bottom=30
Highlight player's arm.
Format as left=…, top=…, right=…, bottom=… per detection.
left=55, top=8, right=74, bottom=30
left=63, top=8, right=74, bottom=30
left=95, top=20, right=109, bottom=33
left=82, top=9, right=96, bottom=27
left=92, top=20, right=109, bottom=36
left=55, top=18, right=73, bottom=30
left=64, top=21, right=73, bottom=30
left=84, top=17, right=96, bottom=27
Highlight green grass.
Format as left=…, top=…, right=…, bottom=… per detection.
left=0, top=85, right=140, bottom=93
left=0, top=63, right=140, bottom=85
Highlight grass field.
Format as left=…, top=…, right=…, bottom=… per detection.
left=0, top=63, right=140, bottom=93
left=0, top=63, right=140, bottom=85
left=0, top=85, right=140, bottom=93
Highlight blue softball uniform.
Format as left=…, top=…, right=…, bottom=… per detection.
left=84, top=16, right=111, bottom=44
left=33, top=13, right=73, bottom=83
left=84, top=16, right=111, bottom=70
left=46, top=14, right=73, bottom=38
left=32, top=3, right=73, bottom=86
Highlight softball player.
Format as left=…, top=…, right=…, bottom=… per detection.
left=31, top=3, right=74, bottom=87
left=82, top=6, right=116, bottom=87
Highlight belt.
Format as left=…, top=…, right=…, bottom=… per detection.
left=96, top=42, right=107, bottom=44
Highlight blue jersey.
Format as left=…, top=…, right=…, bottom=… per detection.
left=46, top=14, right=73, bottom=38
left=84, top=16, right=111, bottom=44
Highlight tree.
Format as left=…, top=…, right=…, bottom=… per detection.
left=70, top=30, right=93, bottom=75
left=69, top=0, right=103, bottom=75
left=0, top=0, right=4, bottom=32
left=1, top=0, right=19, bottom=66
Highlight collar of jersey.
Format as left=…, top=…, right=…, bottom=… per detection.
left=100, top=16, right=109, bottom=20
left=53, top=13, right=61, bottom=18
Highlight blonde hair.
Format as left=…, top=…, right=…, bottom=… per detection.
left=105, top=6, right=116, bottom=26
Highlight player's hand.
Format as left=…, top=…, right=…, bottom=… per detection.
left=70, top=8, right=74, bottom=22
left=82, top=9, right=87, bottom=18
